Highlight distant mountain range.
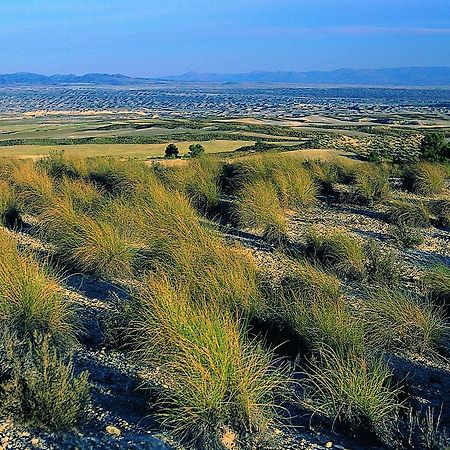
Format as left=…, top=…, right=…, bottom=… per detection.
left=1, top=67, right=450, bottom=86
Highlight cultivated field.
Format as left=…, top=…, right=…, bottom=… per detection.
left=0, top=130, right=449, bottom=450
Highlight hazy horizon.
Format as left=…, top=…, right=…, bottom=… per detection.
left=1, top=0, right=449, bottom=77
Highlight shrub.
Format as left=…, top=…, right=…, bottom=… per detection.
left=350, top=165, right=391, bottom=205
left=235, top=179, right=288, bottom=243
left=388, top=224, right=424, bottom=248
left=0, top=180, right=21, bottom=229
left=422, top=264, right=450, bottom=307
left=303, top=227, right=366, bottom=279
left=2, top=336, right=90, bottom=431
left=188, top=143, right=205, bottom=157
left=386, top=200, right=431, bottom=228
left=132, top=276, right=290, bottom=447
left=0, top=231, right=76, bottom=348
left=419, top=132, right=450, bottom=162
left=165, top=143, right=179, bottom=158
left=364, top=288, right=448, bottom=354
left=403, top=163, right=447, bottom=196
left=364, top=240, right=401, bottom=285
left=301, top=346, right=403, bottom=441
left=10, top=161, right=55, bottom=214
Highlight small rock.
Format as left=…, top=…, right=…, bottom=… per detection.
left=31, top=437, right=40, bottom=447
left=20, top=431, right=31, bottom=437
left=106, top=425, right=121, bottom=437
left=325, top=442, right=333, bottom=449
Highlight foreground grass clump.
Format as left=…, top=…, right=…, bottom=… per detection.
left=403, top=162, right=447, bottom=196
left=0, top=180, right=21, bottom=229
left=0, top=231, right=75, bottom=347
left=11, top=161, right=55, bottom=214
left=364, top=288, right=448, bottom=354
left=133, top=276, right=290, bottom=448
left=364, top=240, right=401, bottom=285
left=301, top=346, right=403, bottom=442
left=181, top=158, right=221, bottom=213
left=386, top=200, right=431, bottom=228
left=430, top=198, right=450, bottom=227
left=2, top=336, right=90, bottom=431
left=423, top=264, right=450, bottom=307
left=235, top=179, right=287, bottom=243
left=39, top=151, right=88, bottom=180
left=38, top=198, right=141, bottom=279
left=58, top=177, right=104, bottom=214
left=388, top=224, right=424, bottom=248
left=303, top=227, right=366, bottom=279
left=223, top=154, right=317, bottom=207
left=280, top=258, right=341, bottom=303
left=350, top=165, right=391, bottom=205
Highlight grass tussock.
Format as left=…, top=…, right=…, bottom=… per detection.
left=364, top=288, right=448, bottom=354
left=2, top=336, right=90, bottom=431
left=386, top=200, right=431, bottom=228
left=235, top=179, right=288, bottom=243
left=58, top=177, right=104, bottom=214
left=303, top=226, right=366, bottom=279
left=11, top=161, right=55, bottom=214
left=350, top=165, right=391, bottom=205
left=181, top=158, right=221, bottom=213
left=0, top=230, right=76, bottom=347
left=301, top=346, right=403, bottom=442
left=0, top=180, right=21, bottom=229
left=388, top=224, right=424, bottom=248
left=364, top=240, right=402, bottom=285
left=430, top=198, right=450, bottom=227
left=280, top=258, right=341, bottom=303
left=38, top=198, right=142, bottom=279
left=403, top=163, right=447, bottom=196
left=422, top=264, right=450, bottom=307
left=132, top=276, right=290, bottom=447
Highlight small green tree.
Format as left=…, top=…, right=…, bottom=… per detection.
left=419, top=133, right=450, bottom=161
left=188, top=143, right=205, bottom=158
left=165, top=143, right=179, bottom=158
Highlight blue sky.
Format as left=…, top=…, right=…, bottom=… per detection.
left=1, top=0, right=449, bottom=76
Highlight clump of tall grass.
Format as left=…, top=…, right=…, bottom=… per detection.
left=38, top=150, right=88, bottom=180
left=58, top=176, right=104, bottom=214
left=222, top=154, right=317, bottom=206
left=0, top=230, right=76, bottom=348
left=403, top=163, right=447, bottom=196
left=2, top=336, right=90, bottom=431
left=0, top=180, right=21, bottom=229
left=364, top=288, right=448, bottom=354
left=282, top=290, right=365, bottom=353
left=388, top=224, right=424, bottom=248
left=132, top=276, right=290, bottom=448
left=422, top=264, right=450, bottom=307
left=364, top=240, right=401, bottom=285
left=10, top=161, right=55, bottom=214
left=301, top=346, right=403, bottom=442
left=181, top=158, right=222, bottom=213
left=386, top=200, right=431, bottom=227
left=303, top=160, right=340, bottom=195
left=86, top=158, right=152, bottom=196
left=303, top=227, right=366, bottom=279
left=38, top=198, right=142, bottom=279
left=235, top=179, right=288, bottom=243
left=280, top=258, right=341, bottom=303
left=350, top=165, right=391, bottom=205
left=430, top=198, right=450, bottom=227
